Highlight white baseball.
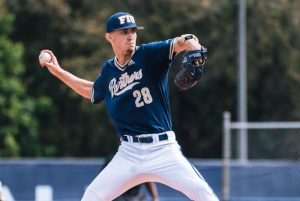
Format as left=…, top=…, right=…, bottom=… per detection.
left=39, top=52, right=51, bottom=63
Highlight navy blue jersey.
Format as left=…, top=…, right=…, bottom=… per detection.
left=92, top=39, right=176, bottom=137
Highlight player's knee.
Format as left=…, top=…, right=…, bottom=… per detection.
left=81, top=187, right=105, bottom=201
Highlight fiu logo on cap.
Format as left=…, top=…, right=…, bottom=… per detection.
left=118, top=15, right=135, bottom=25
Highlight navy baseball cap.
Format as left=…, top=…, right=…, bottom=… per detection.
left=106, top=12, right=144, bottom=33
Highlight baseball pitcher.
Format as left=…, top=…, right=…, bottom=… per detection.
left=39, top=12, right=218, bottom=201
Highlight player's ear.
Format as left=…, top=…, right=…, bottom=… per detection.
left=105, top=33, right=112, bottom=42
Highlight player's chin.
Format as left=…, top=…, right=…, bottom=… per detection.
left=126, top=46, right=135, bottom=53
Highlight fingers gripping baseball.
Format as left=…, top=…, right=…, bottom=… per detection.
left=38, top=50, right=61, bottom=73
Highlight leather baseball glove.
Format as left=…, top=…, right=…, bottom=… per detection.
left=174, top=47, right=207, bottom=90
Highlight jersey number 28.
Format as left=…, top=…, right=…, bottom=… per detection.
left=133, top=87, right=153, bottom=108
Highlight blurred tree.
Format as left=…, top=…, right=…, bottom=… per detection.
left=0, top=2, right=53, bottom=156
left=4, top=0, right=300, bottom=158
left=5, top=0, right=117, bottom=157
left=246, top=0, right=300, bottom=159
left=3, top=0, right=236, bottom=158
left=247, top=0, right=300, bottom=121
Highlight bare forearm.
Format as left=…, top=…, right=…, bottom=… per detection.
left=39, top=50, right=94, bottom=99
left=50, top=67, right=93, bottom=99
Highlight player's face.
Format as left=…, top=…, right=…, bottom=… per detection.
left=109, top=28, right=137, bottom=55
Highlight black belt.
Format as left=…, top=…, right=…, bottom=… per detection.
left=121, top=133, right=168, bottom=143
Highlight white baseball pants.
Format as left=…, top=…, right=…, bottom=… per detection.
left=81, top=131, right=219, bottom=201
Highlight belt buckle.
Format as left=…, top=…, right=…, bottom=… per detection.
left=122, top=136, right=128, bottom=142
left=137, top=136, right=153, bottom=143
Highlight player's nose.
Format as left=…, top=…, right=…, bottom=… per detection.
left=127, top=33, right=134, bottom=40
left=127, top=30, right=136, bottom=39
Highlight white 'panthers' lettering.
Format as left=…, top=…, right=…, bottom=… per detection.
left=109, top=69, right=143, bottom=98
left=118, top=15, right=135, bottom=25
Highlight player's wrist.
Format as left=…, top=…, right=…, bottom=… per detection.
left=48, top=65, right=64, bottom=77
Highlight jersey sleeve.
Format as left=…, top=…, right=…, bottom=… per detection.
left=146, top=38, right=176, bottom=60
left=142, top=38, right=176, bottom=71
left=91, top=72, right=105, bottom=104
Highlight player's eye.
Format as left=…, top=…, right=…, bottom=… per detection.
left=119, top=29, right=136, bottom=36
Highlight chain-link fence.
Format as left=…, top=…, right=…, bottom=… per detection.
left=222, top=111, right=300, bottom=201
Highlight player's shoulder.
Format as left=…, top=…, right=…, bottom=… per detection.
left=101, top=59, right=114, bottom=71
left=103, top=59, right=114, bottom=67
left=97, top=59, right=114, bottom=78
left=138, top=38, right=176, bottom=60
left=139, top=38, right=175, bottom=50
